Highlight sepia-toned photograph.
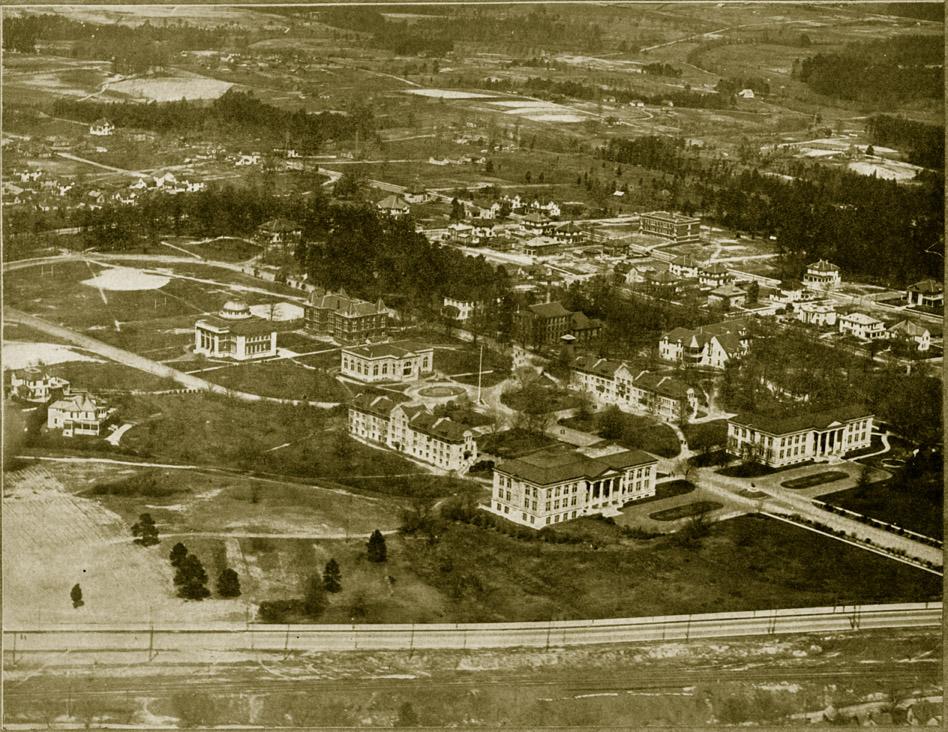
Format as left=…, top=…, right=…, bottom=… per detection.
left=1, top=1, right=943, bottom=727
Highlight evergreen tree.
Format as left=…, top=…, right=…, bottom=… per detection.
left=175, top=555, right=211, bottom=600
left=303, top=574, right=327, bottom=617
left=132, top=513, right=159, bottom=547
left=396, top=701, right=420, bottom=727
left=169, top=542, right=189, bottom=569
left=216, top=568, right=241, bottom=598
left=323, top=558, right=342, bottom=593
left=367, top=529, right=387, bottom=563
left=70, top=583, right=84, bottom=609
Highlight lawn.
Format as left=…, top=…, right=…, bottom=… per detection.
left=624, top=479, right=695, bottom=507
left=176, top=237, right=263, bottom=262
left=649, top=501, right=723, bottom=521
left=433, top=345, right=512, bottom=384
left=249, top=513, right=942, bottom=624
left=477, top=429, right=559, bottom=459
left=46, top=361, right=179, bottom=393
left=825, top=481, right=943, bottom=540
left=200, top=361, right=351, bottom=401
left=717, top=461, right=813, bottom=478
left=781, top=471, right=848, bottom=490
left=502, top=385, right=581, bottom=414
left=559, top=412, right=681, bottom=458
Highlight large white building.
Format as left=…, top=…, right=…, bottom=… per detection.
left=47, top=392, right=115, bottom=437
left=570, top=357, right=698, bottom=423
left=727, top=406, right=874, bottom=467
left=9, top=368, right=70, bottom=403
left=348, top=393, right=477, bottom=473
left=838, top=312, right=886, bottom=341
left=194, top=301, right=278, bottom=361
left=658, top=319, right=750, bottom=369
left=489, top=445, right=658, bottom=528
left=803, top=259, right=841, bottom=291
left=340, top=342, right=434, bottom=383
left=796, top=301, right=837, bottom=327
left=639, top=211, right=701, bottom=243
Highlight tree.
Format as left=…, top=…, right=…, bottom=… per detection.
left=855, top=463, right=873, bottom=495
left=746, top=281, right=760, bottom=305
left=217, top=568, right=241, bottom=598
left=367, top=529, right=387, bottom=562
left=323, top=558, right=342, bottom=593
left=175, top=554, right=211, bottom=600
left=450, top=197, right=465, bottom=221
left=169, top=542, right=189, bottom=569
left=71, top=583, right=84, bottom=609
left=396, top=702, right=420, bottom=727
left=333, top=429, right=353, bottom=459
left=132, top=513, right=159, bottom=547
left=303, top=574, right=327, bottom=617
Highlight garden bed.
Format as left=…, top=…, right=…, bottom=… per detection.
left=649, top=501, right=723, bottom=521
left=781, top=471, right=848, bottom=490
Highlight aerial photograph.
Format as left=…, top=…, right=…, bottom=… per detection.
left=1, top=0, right=943, bottom=728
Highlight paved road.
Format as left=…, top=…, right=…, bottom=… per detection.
left=4, top=603, right=940, bottom=660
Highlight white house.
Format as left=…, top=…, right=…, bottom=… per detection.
left=887, top=320, right=931, bottom=352
left=9, top=368, right=70, bottom=403
left=340, top=342, right=434, bottom=383
left=698, top=263, right=732, bottom=288
left=47, top=392, right=115, bottom=437
left=376, top=194, right=410, bottom=218
left=669, top=254, right=701, bottom=279
left=905, top=279, right=944, bottom=308
left=803, top=259, right=841, bottom=291
left=488, top=445, right=657, bottom=529
left=194, top=301, right=278, bottom=361
left=348, top=393, right=477, bottom=473
left=443, top=297, right=478, bottom=322
left=838, top=312, right=886, bottom=341
left=658, top=319, right=750, bottom=369
left=727, top=406, right=873, bottom=467
left=796, top=302, right=837, bottom=327
left=89, top=119, right=115, bottom=136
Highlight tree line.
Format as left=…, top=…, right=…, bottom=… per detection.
left=600, top=135, right=943, bottom=285
left=866, top=115, right=944, bottom=170
left=52, top=90, right=373, bottom=151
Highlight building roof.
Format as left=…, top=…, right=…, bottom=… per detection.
left=308, top=289, right=387, bottom=317
left=522, top=212, right=550, bottom=224
left=633, top=372, right=692, bottom=400
left=729, top=404, right=872, bottom=436
left=524, top=235, right=558, bottom=249
left=404, top=411, right=471, bottom=444
left=497, top=447, right=656, bottom=485
left=343, top=342, right=432, bottom=360
left=571, top=355, right=625, bottom=377
left=888, top=320, right=929, bottom=337
left=807, top=259, right=840, bottom=273
left=840, top=312, right=883, bottom=325
left=196, top=315, right=278, bottom=336
left=647, top=270, right=679, bottom=285
left=376, top=194, right=409, bottom=210
left=907, top=279, right=944, bottom=295
left=260, top=217, right=301, bottom=233
left=701, top=263, right=730, bottom=275
left=570, top=311, right=602, bottom=331
left=672, top=254, right=700, bottom=267
left=642, top=210, right=699, bottom=224
left=527, top=301, right=571, bottom=319
left=50, top=391, right=106, bottom=413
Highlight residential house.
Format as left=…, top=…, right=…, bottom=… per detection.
left=194, top=300, right=278, bottom=360
left=658, top=319, right=750, bottom=369
left=443, top=297, right=478, bottom=322
left=796, top=302, right=837, bottom=327
left=569, top=311, right=603, bottom=344
left=341, top=343, right=434, bottom=383
left=887, top=320, right=931, bottom=352
left=727, top=406, right=874, bottom=467
left=403, top=182, right=429, bottom=204
left=47, top=392, right=115, bottom=437
left=838, top=312, right=886, bottom=341
left=553, top=221, right=587, bottom=246
left=235, top=153, right=261, bottom=166
left=698, top=263, right=732, bottom=288
left=708, top=283, right=746, bottom=309
left=489, top=445, right=658, bottom=528
left=304, top=289, right=389, bottom=344
left=376, top=194, right=410, bottom=218
left=905, top=279, right=944, bottom=308
left=623, top=263, right=658, bottom=286
left=644, top=270, right=681, bottom=297
left=522, top=235, right=560, bottom=256
left=803, top=259, right=841, bottom=290
left=348, top=393, right=477, bottom=472
left=89, top=119, right=115, bottom=136
left=520, top=212, right=553, bottom=237
left=669, top=254, right=701, bottom=279
left=570, top=357, right=698, bottom=422
left=9, top=368, right=70, bottom=403
left=737, top=88, right=755, bottom=99
left=530, top=200, right=561, bottom=219
left=640, top=211, right=701, bottom=243
left=258, top=218, right=303, bottom=249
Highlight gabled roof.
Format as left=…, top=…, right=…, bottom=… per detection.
left=260, top=217, right=301, bottom=233
left=888, top=320, right=929, bottom=337
left=907, top=279, right=943, bottom=294
left=308, top=289, right=387, bottom=316
left=701, top=263, right=730, bottom=275
left=839, top=312, right=882, bottom=325
left=672, top=254, right=700, bottom=267
left=497, top=447, right=655, bottom=485
left=729, top=404, right=872, bottom=436
left=710, top=284, right=745, bottom=297
left=406, top=412, right=470, bottom=443
left=350, top=391, right=404, bottom=418
left=527, top=301, right=570, bottom=318
left=570, top=311, right=602, bottom=331
left=807, top=259, right=839, bottom=272
left=633, top=372, right=691, bottom=400
left=376, top=194, right=409, bottom=210
left=50, top=391, right=106, bottom=413
left=571, top=355, right=625, bottom=377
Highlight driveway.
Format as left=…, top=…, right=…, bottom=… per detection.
left=615, top=481, right=745, bottom=534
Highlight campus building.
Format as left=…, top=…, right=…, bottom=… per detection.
left=639, top=211, right=701, bottom=243
left=9, top=368, right=70, bottom=403
left=304, top=289, right=389, bottom=344
left=514, top=301, right=603, bottom=348
left=348, top=393, right=477, bottom=472
left=570, top=357, right=698, bottom=422
left=341, top=343, right=434, bottom=383
left=47, top=392, right=115, bottom=437
left=803, top=259, right=841, bottom=291
left=488, top=445, right=658, bottom=528
left=658, top=319, right=750, bottom=369
left=194, top=301, right=278, bottom=361
left=727, top=406, right=874, bottom=467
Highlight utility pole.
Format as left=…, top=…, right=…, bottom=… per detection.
left=476, top=344, right=484, bottom=404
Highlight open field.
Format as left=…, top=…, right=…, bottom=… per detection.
left=559, top=412, right=681, bottom=458
left=825, top=482, right=943, bottom=540
left=649, top=500, right=722, bottom=521
left=199, top=360, right=350, bottom=401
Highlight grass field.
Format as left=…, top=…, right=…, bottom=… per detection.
left=477, top=429, right=559, bottom=459
left=45, top=361, right=179, bottom=393
left=649, top=501, right=722, bottom=521
left=782, top=471, right=848, bottom=490
left=200, top=361, right=351, bottom=401
left=559, top=412, right=680, bottom=458
left=825, top=482, right=943, bottom=540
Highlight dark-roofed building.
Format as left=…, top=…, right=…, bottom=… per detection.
left=669, top=254, right=701, bottom=279
left=708, top=283, right=746, bottom=309
left=514, top=301, right=601, bottom=348
left=341, top=342, right=434, bottom=383
left=194, top=300, right=278, bottom=360
left=376, top=194, right=410, bottom=218
left=348, top=392, right=477, bottom=472
left=727, top=405, right=873, bottom=467
left=906, top=279, right=944, bottom=308
left=490, top=445, right=658, bottom=528
left=698, top=262, right=732, bottom=288
left=258, top=218, right=302, bottom=249
left=640, top=211, right=701, bottom=243
left=304, top=288, right=389, bottom=344
left=803, top=259, right=841, bottom=290
left=47, top=391, right=116, bottom=437
left=570, top=357, right=698, bottom=422
left=658, top=319, right=750, bottom=369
